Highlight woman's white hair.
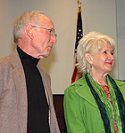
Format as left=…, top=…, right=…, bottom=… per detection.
left=76, top=31, right=115, bottom=73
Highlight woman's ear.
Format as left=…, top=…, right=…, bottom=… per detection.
left=85, top=53, right=94, bottom=65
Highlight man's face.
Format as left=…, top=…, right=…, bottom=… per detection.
left=27, top=15, right=57, bottom=59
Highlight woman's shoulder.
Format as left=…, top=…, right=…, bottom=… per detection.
left=64, top=77, right=87, bottom=94
left=114, top=79, right=125, bottom=93
left=114, top=79, right=125, bottom=85
left=114, top=79, right=125, bottom=99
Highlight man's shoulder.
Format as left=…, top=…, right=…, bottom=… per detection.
left=0, top=51, right=20, bottom=72
left=0, top=55, right=12, bottom=66
left=0, top=50, right=17, bottom=63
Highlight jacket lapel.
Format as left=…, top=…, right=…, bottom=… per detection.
left=74, top=77, right=98, bottom=108
left=11, top=50, right=27, bottom=133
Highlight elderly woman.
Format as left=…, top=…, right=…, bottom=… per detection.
left=64, top=32, right=125, bottom=133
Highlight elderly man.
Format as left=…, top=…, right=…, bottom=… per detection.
left=0, top=10, right=60, bottom=133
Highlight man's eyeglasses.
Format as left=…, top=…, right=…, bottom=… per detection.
left=31, top=24, right=57, bottom=37
left=40, top=27, right=57, bottom=37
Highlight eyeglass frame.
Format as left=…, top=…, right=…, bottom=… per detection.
left=30, top=24, right=57, bottom=37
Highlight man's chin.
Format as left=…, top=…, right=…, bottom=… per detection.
left=39, top=54, right=50, bottom=59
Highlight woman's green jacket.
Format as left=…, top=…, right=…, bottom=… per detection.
left=64, top=76, right=125, bottom=133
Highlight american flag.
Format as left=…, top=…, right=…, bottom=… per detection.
left=71, top=6, right=83, bottom=83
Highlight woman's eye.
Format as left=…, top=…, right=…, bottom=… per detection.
left=111, top=51, right=114, bottom=55
left=103, top=51, right=107, bottom=54
left=103, top=50, right=114, bottom=55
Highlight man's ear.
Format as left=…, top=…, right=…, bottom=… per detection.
left=25, top=24, right=34, bottom=39
left=85, top=53, right=93, bottom=64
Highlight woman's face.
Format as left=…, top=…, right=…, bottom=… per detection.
left=89, top=44, right=115, bottom=75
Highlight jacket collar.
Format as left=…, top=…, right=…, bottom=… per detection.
left=72, top=76, right=98, bottom=107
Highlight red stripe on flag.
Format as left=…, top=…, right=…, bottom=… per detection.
left=71, top=66, right=78, bottom=83
left=71, top=5, right=83, bottom=83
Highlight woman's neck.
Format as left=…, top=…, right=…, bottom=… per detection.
left=90, top=71, right=108, bottom=86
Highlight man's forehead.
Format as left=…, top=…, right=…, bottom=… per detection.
left=40, top=15, right=54, bottom=27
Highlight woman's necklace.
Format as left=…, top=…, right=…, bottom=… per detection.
left=101, top=85, right=117, bottom=133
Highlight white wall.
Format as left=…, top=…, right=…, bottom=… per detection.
left=0, top=0, right=121, bottom=94
left=116, top=0, right=125, bottom=80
